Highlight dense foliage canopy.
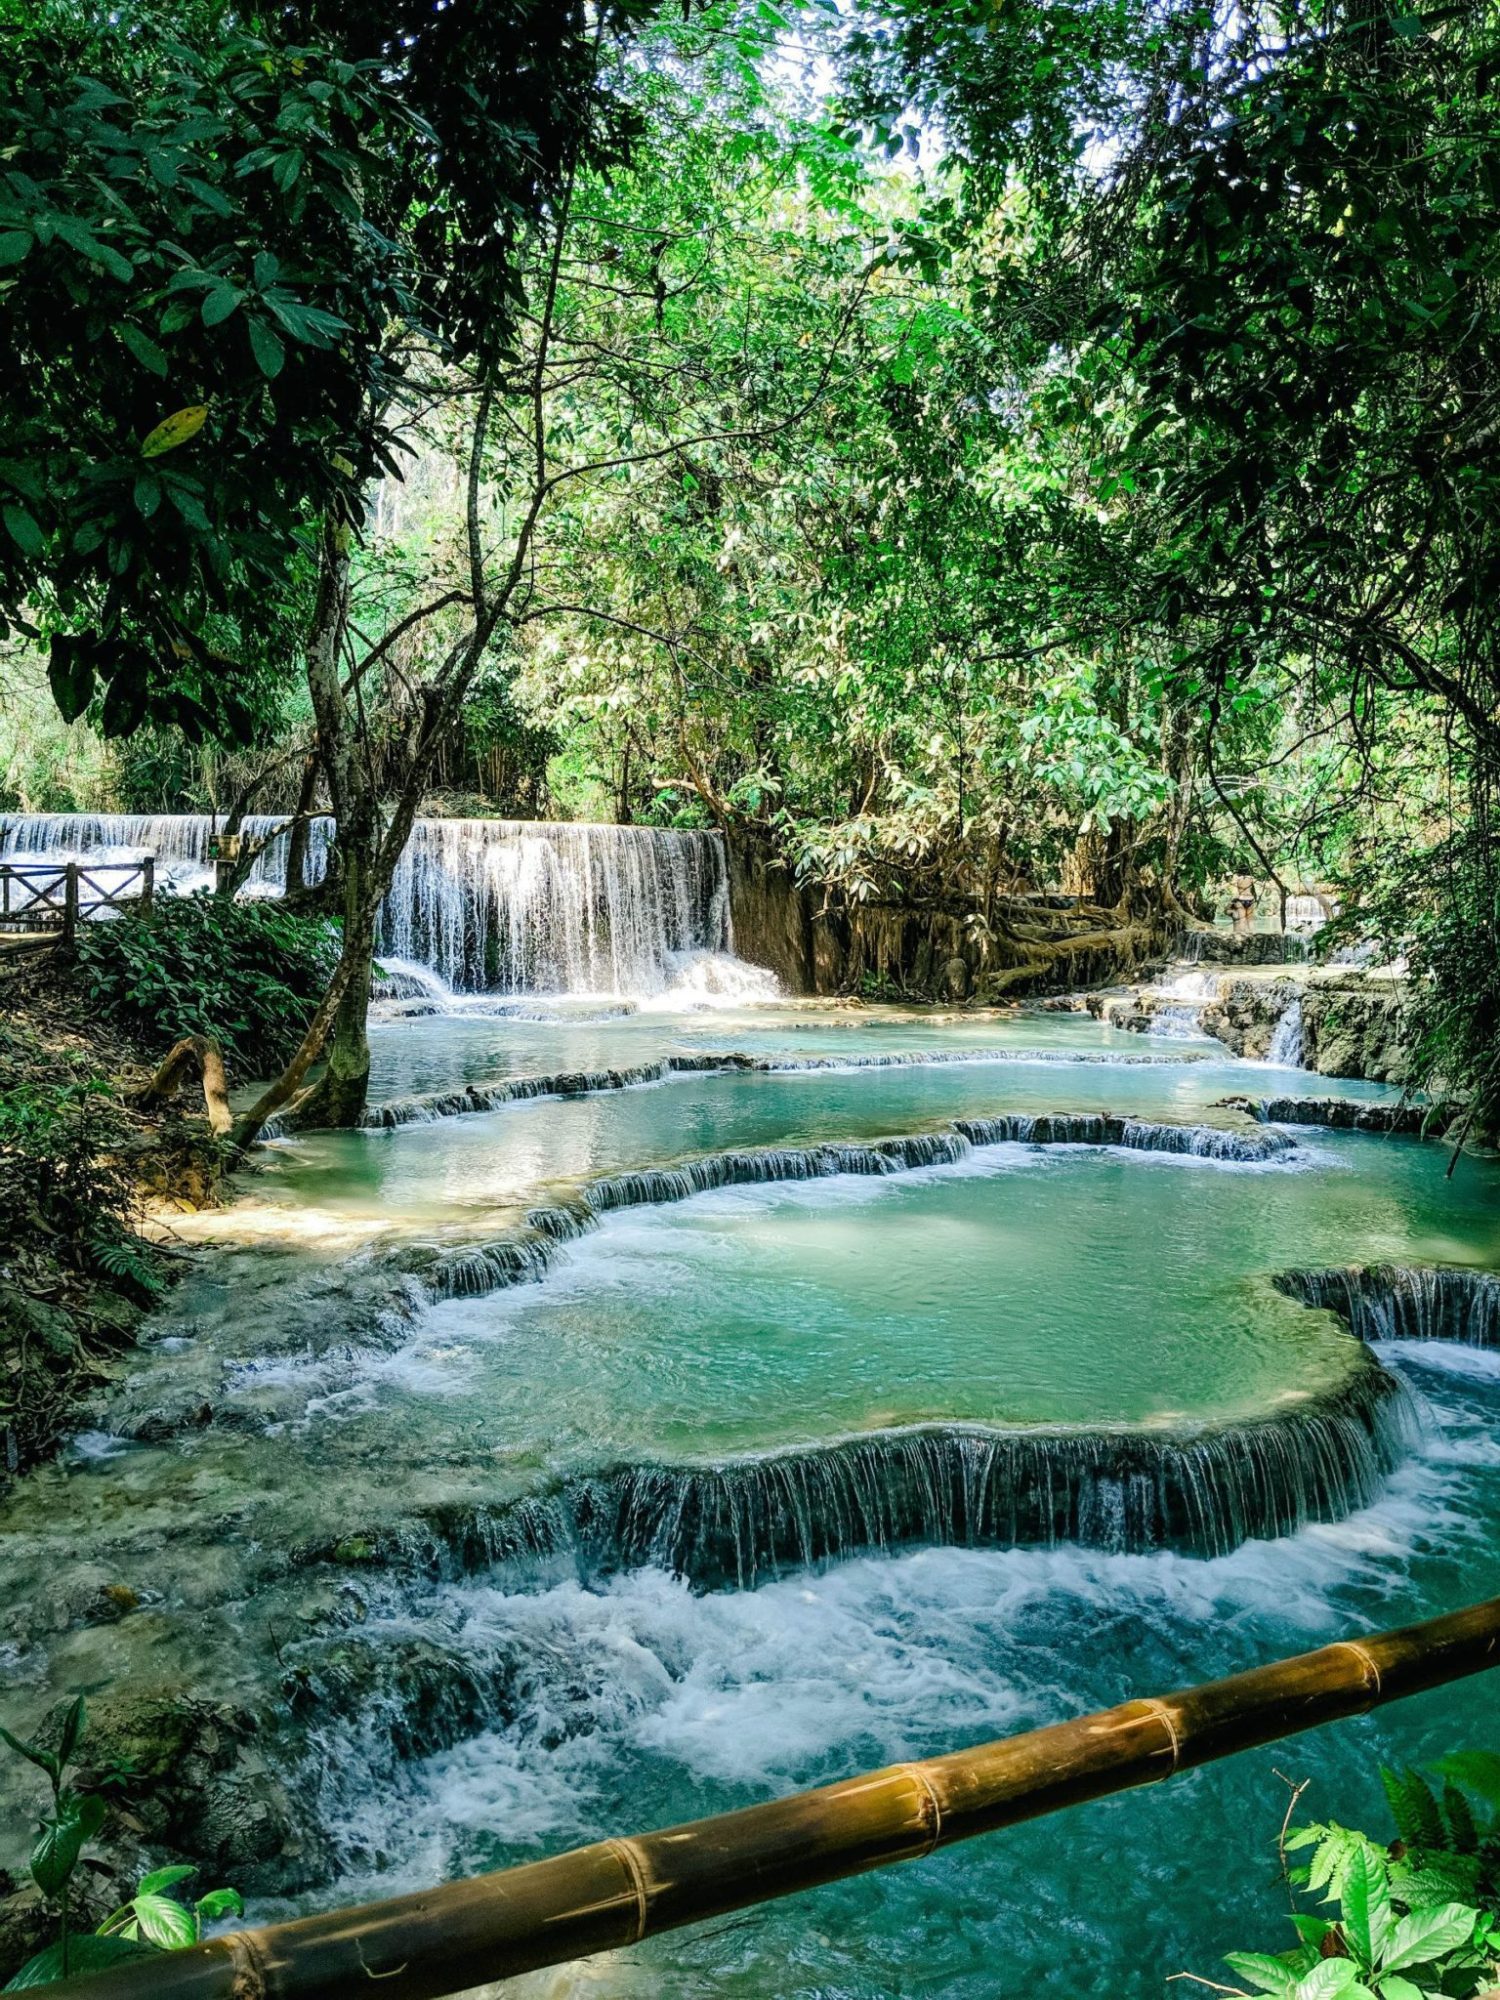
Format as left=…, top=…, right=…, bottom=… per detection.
left=3, top=0, right=1498, bottom=1114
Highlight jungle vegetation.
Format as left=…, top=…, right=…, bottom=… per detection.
left=0, top=0, right=1495, bottom=1127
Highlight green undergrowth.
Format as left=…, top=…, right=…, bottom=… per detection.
left=1209, top=1753, right=1500, bottom=1999
left=73, top=896, right=341, bottom=1080
left=0, top=1022, right=165, bottom=1475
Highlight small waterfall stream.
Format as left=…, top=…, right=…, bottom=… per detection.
left=1267, top=997, right=1305, bottom=1067
left=0, top=812, right=738, bottom=995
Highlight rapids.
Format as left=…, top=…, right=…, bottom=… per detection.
left=2, top=815, right=1499, bottom=1998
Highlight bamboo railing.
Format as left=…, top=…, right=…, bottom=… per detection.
left=46, top=1595, right=1500, bottom=2000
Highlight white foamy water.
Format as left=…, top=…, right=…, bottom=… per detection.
left=0, top=812, right=765, bottom=999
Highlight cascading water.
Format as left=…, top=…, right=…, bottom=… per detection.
left=1277, top=1265, right=1500, bottom=1347
left=1266, top=998, right=1305, bottom=1067
left=290, top=1362, right=1417, bottom=1587
left=0, top=811, right=747, bottom=996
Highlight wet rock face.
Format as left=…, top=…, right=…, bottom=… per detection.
left=1197, top=979, right=1304, bottom=1062
left=67, top=1691, right=334, bottom=1897
left=1198, top=975, right=1412, bottom=1083
left=1180, top=930, right=1308, bottom=966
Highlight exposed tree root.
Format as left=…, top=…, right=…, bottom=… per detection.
left=138, top=1036, right=233, bottom=1138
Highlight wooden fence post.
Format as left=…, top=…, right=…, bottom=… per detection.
left=63, top=863, right=79, bottom=942
left=141, top=857, right=155, bottom=909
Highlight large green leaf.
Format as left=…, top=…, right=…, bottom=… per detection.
left=1341, top=1845, right=1392, bottom=1964
left=1, top=503, right=45, bottom=558
left=247, top=317, right=285, bottom=379
left=124, top=1893, right=197, bottom=1949
left=1381, top=1903, right=1478, bottom=1972
left=0, top=1726, right=59, bottom=1786
left=194, top=1887, right=243, bottom=1924
left=119, top=324, right=169, bottom=377
left=1433, top=1753, right=1500, bottom=1811
left=47, top=637, right=96, bottom=726
left=54, top=1699, right=86, bottom=1773
left=4, top=1932, right=156, bottom=1990
left=136, top=1865, right=196, bottom=1897
left=1223, top=1950, right=1297, bottom=1994
left=30, top=1794, right=105, bottom=1897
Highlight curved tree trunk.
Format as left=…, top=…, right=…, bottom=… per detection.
left=139, top=1035, right=233, bottom=1137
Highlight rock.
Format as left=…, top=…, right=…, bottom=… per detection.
left=63, top=1690, right=334, bottom=1896
left=941, top=955, right=971, bottom=1002
left=83, top=1290, right=141, bottom=1340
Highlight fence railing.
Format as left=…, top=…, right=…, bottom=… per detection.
left=42, top=1593, right=1500, bottom=2000
left=0, top=859, right=154, bottom=940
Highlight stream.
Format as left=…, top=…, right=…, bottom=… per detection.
left=3, top=815, right=1500, bottom=1997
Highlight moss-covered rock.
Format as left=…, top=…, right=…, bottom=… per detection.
left=65, top=1690, right=333, bottom=1896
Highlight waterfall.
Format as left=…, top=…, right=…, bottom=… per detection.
left=1276, top=1265, right=1500, bottom=1347
left=305, top=1361, right=1415, bottom=1585
left=0, top=812, right=735, bottom=995
left=1267, top=998, right=1305, bottom=1067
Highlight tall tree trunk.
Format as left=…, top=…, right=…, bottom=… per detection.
left=291, top=873, right=377, bottom=1128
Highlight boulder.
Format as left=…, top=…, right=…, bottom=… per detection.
left=65, top=1690, right=333, bottom=1896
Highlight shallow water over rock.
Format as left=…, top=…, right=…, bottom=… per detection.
left=2, top=990, right=1499, bottom=1997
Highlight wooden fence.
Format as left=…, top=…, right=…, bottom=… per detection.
left=40, top=1593, right=1500, bottom=2000
left=0, top=859, right=154, bottom=940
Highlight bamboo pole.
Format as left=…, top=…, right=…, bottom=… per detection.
left=45, top=1596, right=1500, bottom=2000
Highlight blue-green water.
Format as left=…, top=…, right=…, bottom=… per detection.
left=2, top=997, right=1498, bottom=1998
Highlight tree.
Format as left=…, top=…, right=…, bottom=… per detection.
left=1, top=0, right=654, bottom=742
left=837, top=0, right=1500, bottom=1105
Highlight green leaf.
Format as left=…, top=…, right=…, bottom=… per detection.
left=136, top=1865, right=196, bottom=1897
left=1381, top=1903, right=1478, bottom=1971
left=126, top=1892, right=197, bottom=1948
left=140, top=406, right=208, bottom=457
left=31, top=1792, right=105, bottom=1897
left=201, top=287, right=243, bottom=328
left=119, top=324, right=169, bottom=377
left=1, top=503, right=45, bottom=558
left=1224, top=1950, right=1297, bottom=1994
left=0, top=1727, right=60, bottom=1786
left=4, top=1932, right=156, bottom=1989
left=1433, top=1753, right=1500, bottom=1809
left=133, top=473, right=162, bottom=519
left=194, top=1888, right=243, bottom=1924
left=100, top=675, right=147, bottom=739
left=1342, top=1844, right=1391, bottom=1963
left=248, top=319, right=285, bottom=379
left=1376, top=1980, right=1425, bottom=2000
left=1292, top=1963, right=1364, bottom=1999
left=0, top=231, right=33, bottom=266
left=55, top=1697, right=86, bottom=1771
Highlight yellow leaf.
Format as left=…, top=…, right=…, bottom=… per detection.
left=140, top=406, right=209, bottom=458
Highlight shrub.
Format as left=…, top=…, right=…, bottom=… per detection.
left=73, top=896, right=342, bottom=1079
left=1207, top=1752, right=1500, bottom=1999
left=0, top=1025, right=146, bottom=1289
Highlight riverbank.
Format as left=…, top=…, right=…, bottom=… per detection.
left=0, top=945, right=220, bottom=1479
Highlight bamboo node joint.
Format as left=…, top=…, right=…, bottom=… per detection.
left=605, top=1836, right=650, bottom=1943
left=900, top=1761, right=945, bottom=1854
left=1332, top=1640, right=1383, bottom=1696
left=1137, top=1698, right=1182, bottom=1777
